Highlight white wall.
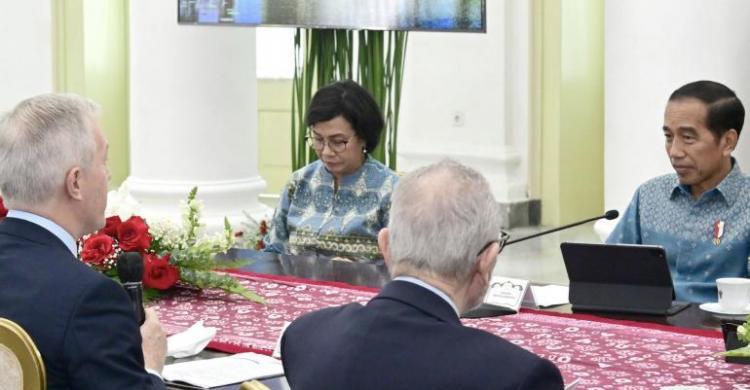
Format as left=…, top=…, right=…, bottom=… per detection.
left=256, top=28, right=295, bottom=79
left=0, top=1, right=54, bottom=112
left=398, top=0, right=530, bottom=202
left=605, top=0, right=750, bottom=211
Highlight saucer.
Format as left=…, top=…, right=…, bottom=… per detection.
left=698, top=302, right=750, bottom=317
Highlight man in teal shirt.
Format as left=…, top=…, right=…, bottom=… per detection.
left=608, top=80, right=749, bottom=303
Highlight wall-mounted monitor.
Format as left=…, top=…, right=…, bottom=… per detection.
left=178, top=0, right=486, bottom=33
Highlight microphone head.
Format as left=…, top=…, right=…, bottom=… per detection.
left=116, top=252, right=144, bottom=283
left=604, top=209, right=619, bottom=220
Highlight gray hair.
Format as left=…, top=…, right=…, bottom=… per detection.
left=0, top=93, right=100, bottom=206
left=387, top=159, right=501, bottom=282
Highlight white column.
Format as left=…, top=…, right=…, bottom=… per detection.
left=503, top=0, right=532, bottom=201
left=397, top=0, right=530, bottom=203
left=127, top=1, right=266, bottom=230
left=605, top=0, right=750, bottom=211
left=0, top=2, right=53, bottom=112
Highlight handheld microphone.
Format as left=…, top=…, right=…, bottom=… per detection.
left=116, top=252, right=145, bottom=325
left=505, top=209, right=619, bottom=246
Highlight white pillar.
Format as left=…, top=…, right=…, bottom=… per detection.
left=397, top=0, right=530, bottom=203
left=127, top=1, right=266, bottom=230
left=605, top=0, right=750, bottom=211
left=0, top=2, right=53, bottom=112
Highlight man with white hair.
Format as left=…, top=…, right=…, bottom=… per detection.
left=281, top=160, right=564, bottom=389
left=0, top=93, right=167, bottom=389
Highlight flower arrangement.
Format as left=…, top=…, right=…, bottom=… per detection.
left=725, top=316, right=750, bottom=357
left=234, top=211, right=270, bottom=250
left=0, top=195, right=7, bottom=220
left=79, top=187, right=264, bottom=303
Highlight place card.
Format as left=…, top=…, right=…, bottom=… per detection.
left=482, top=276, right=529, bottom=314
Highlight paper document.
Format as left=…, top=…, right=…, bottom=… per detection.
left=163, top=352, right=283, bottom=388
left=167, top=320, right=216, bottom=358
left=526, top=285, right=569, bottom=308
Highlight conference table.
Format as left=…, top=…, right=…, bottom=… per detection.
left=159, top=250, right=750, bottom=389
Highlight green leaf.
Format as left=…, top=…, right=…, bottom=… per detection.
left=723, top=344, right=750, bottom=357
left=179, top=268, right=265, bottom=304
left=143, top=288, right=167, bottom=302
left=225, top=283, right=266, bottom=304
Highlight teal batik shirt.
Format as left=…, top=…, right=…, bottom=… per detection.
left=607, top=160, right=750, bottom=303
left=264, top=156, right=398, bottom=261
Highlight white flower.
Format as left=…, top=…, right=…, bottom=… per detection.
left=105, top=184, right=141, bottom=219
left=149, top=217, right=187, bottom=250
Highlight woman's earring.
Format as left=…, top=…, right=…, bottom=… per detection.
left=362, top=147, right=367, bottom=155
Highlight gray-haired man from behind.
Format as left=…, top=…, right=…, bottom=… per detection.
left=281, top=159, right=564, bottom=389
left=0, top=93, right=167, bottom=389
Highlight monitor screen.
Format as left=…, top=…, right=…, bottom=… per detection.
left=178, top=0, right=486, bottom=33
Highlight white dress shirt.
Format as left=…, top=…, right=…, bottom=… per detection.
left=7, top=210, right=78, bottom=256
left=393, top=276, right=460, bottom=317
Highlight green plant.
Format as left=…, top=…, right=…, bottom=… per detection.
left=291, top=28, right=408, bottom=171
left=724, top=316, right=750, bottom=357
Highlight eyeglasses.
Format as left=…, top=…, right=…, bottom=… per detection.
left=306, top=132, right=354, bottom=154
left=477, top=231, right=510, bottom=256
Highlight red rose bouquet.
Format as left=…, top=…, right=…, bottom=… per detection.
left=79, top=187, right=263, bottom=303
left=0, top=195, right=8, bottom=220
left=80, top=215, right=182, bottom=291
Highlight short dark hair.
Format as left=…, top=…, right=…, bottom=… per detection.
left=669, top=80, right=745, bottom=139
left=305, top=80, right=384, bottom=152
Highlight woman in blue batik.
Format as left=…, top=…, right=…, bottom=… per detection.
left=264, top=80, right=399, bottom=261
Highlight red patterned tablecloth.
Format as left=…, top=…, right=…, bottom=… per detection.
left=154, top=271, right=750, bottom=389
left=154, top=271, right=378, bottom=355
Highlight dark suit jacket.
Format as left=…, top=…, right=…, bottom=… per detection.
left=281, top=280, right=564, bottom=390
left=0, top=217, right=164, bottom=390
